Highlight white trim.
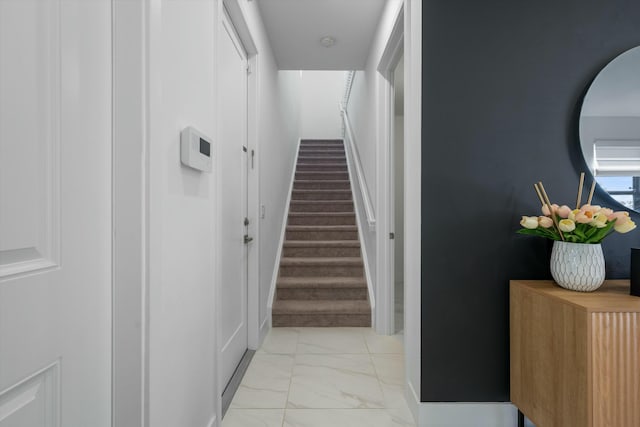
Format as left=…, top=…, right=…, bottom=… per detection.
left=377, top=5, right=404, bottom=75
left=404, top=1, right=422, bottom=421
left=246, top=53, right=260, bottom=350
left=112, top=0, right=147, bottom=425
left=222, top=1, right=261, bottom=353
left=406, top=380, right=420, bottom=421
left=408, top=381, right=518, bottom=426
left=418, top=403, right=518, bottom=427
left=341, top=108, right=376, bottom=230
left=206, top=415, right=217, bottom=427
left=343, top=133, right=376, bottom=324
left=375, top=4, right=404, bottom=336
left=266, top=138, right=302, bottom=325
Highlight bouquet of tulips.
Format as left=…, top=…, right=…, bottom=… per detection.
left=517, top=173, right=636, bottom=243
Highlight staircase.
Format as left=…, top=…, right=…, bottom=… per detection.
left=272, top=139, right=371, bottom=327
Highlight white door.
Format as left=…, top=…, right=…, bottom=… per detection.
left=0, top=1, right=112, bottom=426
left=218, top=9, right=249, bottom=389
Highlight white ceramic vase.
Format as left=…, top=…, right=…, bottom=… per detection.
left=550, top=241, right=605, bottom=292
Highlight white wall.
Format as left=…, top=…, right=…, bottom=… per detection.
left=137, top=1, right=300, bottom=426
left=146, top=1, right=218, bottom=426
left=344, top=0, right=404, bottom=332
left=300, top=70, right=346, bottom=139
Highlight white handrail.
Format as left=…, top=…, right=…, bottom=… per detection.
left=341, top=107, right=376, bottom=230
left=343, top=70, right=355, bottom=107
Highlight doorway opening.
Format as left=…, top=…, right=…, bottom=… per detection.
left=392, top=53, right=405, bottom=333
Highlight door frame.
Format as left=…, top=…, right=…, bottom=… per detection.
left=112, top=1, right=147, bottom=425
left=215, top=0, right=260, bottom=417
left=376, top=4, right=404, bottom=335
left=221, top=0, right=259, bottom=351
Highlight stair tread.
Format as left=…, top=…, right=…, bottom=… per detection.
left=297, top=162, right=346, bottom=166
left=291, top=200, right=352, bottom=203
left=293, top=189, right=351, bottom=192
left=283, top=240, right=360, bottom=247
left=272, top=299, right=370, bottom=314
left=280, top=256, right=363, bottom=266
left=288, top=212, right=355, bottom=216
left=277, top=276, right=366, bottom=288
left=295, top=172, right=348, bottom=175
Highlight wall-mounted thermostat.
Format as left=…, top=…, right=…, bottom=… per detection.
left=181, top=126, right=213, bottom=172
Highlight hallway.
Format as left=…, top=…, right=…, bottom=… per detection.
left=222, top=327, right=415, bottom=427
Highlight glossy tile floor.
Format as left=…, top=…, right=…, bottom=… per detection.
left=222, top=327, right=416, bottom=427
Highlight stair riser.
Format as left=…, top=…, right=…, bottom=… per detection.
left=293, top=181, right=350, bottom=190
left=297, top=151, right=345, bottom=157
left=296, top=164, right=348, bottom=172
left=297, top=157, right=346, bottom=164
left=279, top=265, right=364, bottom=277
left=283, top=246, right=361, bottom=257
left=292, top=191, right=352, bottom=201
left=277, top=288, right=368, bottom=300
left=290, top=202, right=354, bottom=212
left=272, top=314, right=370, bottom=327
left=295, top=172, right=349, bottom=181
left=285, top=230, right=358, bottom=240
left=287, top=215, right=356, bottom=225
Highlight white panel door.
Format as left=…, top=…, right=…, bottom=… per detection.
left=0, top=1, right=112, bottom=426
left=218, top=10, right=249, bottom=389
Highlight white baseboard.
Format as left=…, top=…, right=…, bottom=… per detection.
left=417, top=402, right=517, bottom=427
left=266, top=138, right=302, bottom=322
left=259, top=316, right=269, bottom=347
left=207, top=414, right=217, bottom=427
left=405, top=382, right=517, bottom=427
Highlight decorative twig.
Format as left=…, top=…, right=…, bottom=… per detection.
left=533, top=183, right=546, bottom=206
left=538, top=181, right=565, bottom=241
left=576, top=172, right=585, bottom=209
left=587, top=180, right=596, bottom=205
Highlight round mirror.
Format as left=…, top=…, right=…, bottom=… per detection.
left=579, top=46, right=640, bottom=212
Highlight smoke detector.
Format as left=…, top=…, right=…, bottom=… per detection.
left=320, top=36, right=336, bottom=48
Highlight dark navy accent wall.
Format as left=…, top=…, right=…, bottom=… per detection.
left=420, top=0, right=640, bottom=401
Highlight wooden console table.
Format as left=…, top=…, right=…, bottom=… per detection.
left=510, top=280, right=640, bottom=427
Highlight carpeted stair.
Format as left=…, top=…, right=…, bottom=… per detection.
left=272, top=139, right=371, bottom=327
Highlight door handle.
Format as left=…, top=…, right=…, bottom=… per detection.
left=244, top=235, right=254, bottom=244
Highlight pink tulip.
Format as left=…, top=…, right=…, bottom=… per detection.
left=608, top=211, right=630, bottom=222
left=598, top=208, right=613, bottom=217
left=538, top=216, right=554, bottom=228
left=557, top=205, right=572, bottom=218
left=541, top=203, right=559, bottom=216
left=581, top=204, right=601, bottom=214
left=574, top=212, right=592, bottom=224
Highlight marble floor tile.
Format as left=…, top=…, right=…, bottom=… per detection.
left=296, top=327, right=369, bottom=354
left=287, top=354, right=384, bottom=409
left=231, top=354, right=293, bottom=409
left=371, top=354, right=404, bottom=384
left=222, top=409, right=284, bottom=427
left=364, top=329, right=404, bottom=354
left=283, top=409, right=416, bottom=427
left=372, top=354, right=406, bottom=408
left=258, top=327, right=299, bottom=354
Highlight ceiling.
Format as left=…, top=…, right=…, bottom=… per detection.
left=254, top=0, right=387, bottom=70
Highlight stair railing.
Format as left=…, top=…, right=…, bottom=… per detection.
left=340, top=103, right=376, bottom=230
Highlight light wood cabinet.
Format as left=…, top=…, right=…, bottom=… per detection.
left=510, top=280, right=640, bottom=427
